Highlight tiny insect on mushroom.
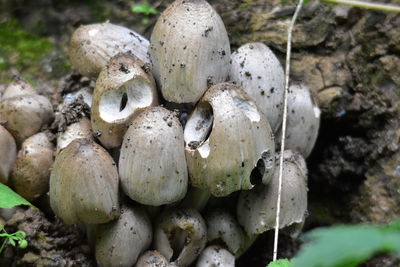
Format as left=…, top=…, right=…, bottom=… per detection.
left=196, top=245, right=235, bottom=267
left=184, top=82, right=275, bottom=197
left=229, top=42, right=285, bottom=133
left=0, top=125, right=17, bottom=184
left=149, top=0, right=231, bottom=103
left=91, top=52, right=158, bottom=148
left=69, top=22, right=150, bottom=78
left=49, top=138, right=119, bottom=224
left=119, top=107, right=188, bottom=206
left=11, top=132, right=54, bottom=202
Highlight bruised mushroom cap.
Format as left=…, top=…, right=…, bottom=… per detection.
left=154, top=208, right=207, bottom=267
left=237, top=150, right=308, bottom=235
left=49, top=138, right=119, bottom=224
left=2, top=79, right=37, bottom=100
left=196, top=245, right=235, bottom=267
left=0, top=125, right=17, bottom=184
left=69, top=22, right=150, bottom=78
left=11, top=133, right=54, bottom=202
left=184, top=83, right=275, bottom=197
left=119, top=107, right=188, bottom=206
left=89, top=204, right=152, bottom=267
left=0, top=94, right=54, bottom=143
left=275, top=83, right=321, bottom=158
left=91, top=52, right=158, bottom=148
left=136, top=251, right=178, bottom=267
left=149, top=0, right=231, bottom=103
left=229, top=42, right=285, bottom=133
left=56, top=117, right=92, bottom=153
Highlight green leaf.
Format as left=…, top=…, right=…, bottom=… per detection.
left=131, top=3, right=157, bottom=15
left=8, top=238, right=15, bottom=246
left=12, top=231, right=26, bottom=240
left=291, top=221, right=400, bottom=267
left=268, top=259, right=291, bottom=267
left=18, top=239, right=27, bottom=249
left=0, top=183, right=36, bottom=209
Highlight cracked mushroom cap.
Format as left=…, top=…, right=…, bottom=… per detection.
left=119, top=107, right=188, bottom=206
left=154, top=208, right=207, bottom=267
left=69, top=22, right=150, bottom=78
left=196, top=245, right=235, bottom=267
left=275, top=83, right=321, bottom=158
left=0, top=94, right=54, bottom=143
left=11, top=133, right=54, bottom=202
left=89, top=204, right=152, bottom=267
left=184, top=83, right=275, bottom=197
left=229, top=42, right=285, bottom=133
left=91, top=52, right=158, bottom=148
left=56, top=117, right=92, bottom=154
left=149, top=0, right=231, bottom=103
left=237, top=150, right=308, bottom=235
left=49, top=138, right=119, bottom=224
left=0, top=125, right=17, bottom=184
left=2, top=79, right=37, bottom=100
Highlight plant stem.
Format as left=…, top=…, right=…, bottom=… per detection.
left=322, top=0, right=400, bottom=13
left=273, top=0, right=304, bottom=262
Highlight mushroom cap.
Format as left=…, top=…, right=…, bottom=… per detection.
left=49, top=138, right=119, bottom=224
left=196, top=245, right=235, bottom=267
left=119, top=107, right=188, bottom=206
left=56, top=117, right=92, bottom=154
left=69, top=22, right=150, bottom=78
left=0, top=94, right=54, bottom=143
left=3, top=79, right=37, bottom=100
left=89, top=204, right=152, bottom=267
left=237, top=150, right=308, bottom=235
left=149, top=0, right=231, bottom=103
left=11, top=133, right=54, bottom=201
left=136, top=251, right=177, bottom=267
left=63, top=87, right=93, bottom=108
left=91, top=52, right=158, bottom=148
left=184, top=83, right=275, bottom=197
left=0, top=125, right=17, bottom=184
left=229, top=42, right=285, bottom=133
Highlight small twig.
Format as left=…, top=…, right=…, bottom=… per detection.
left=322, top=0, right=400, bottom=13
left=273, top=0, right=304, bottom=261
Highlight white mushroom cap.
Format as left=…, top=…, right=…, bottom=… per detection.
left=49, top=138, right=119, bottom=224
left=149, top=0, right=231, bottom=103
left=119, top=107, right=188, bottom=206
left=63, top=87, right=93, bottom=108
left=91, top=52, right=158, bottom=148
left=184, top=83, right=275, bottom=197
left=56, top=117, right=92, bottom=154
left=11, top=132, right=54, bottom=202
left=229, top=42, right=285, bottom=133
left=69, top=22, right=150, bottom=78
left=2, top=79, right=37, bottom=100
left=0, top=125, right=17, bottom=184
left=237, top=150, right=308, bottom=235
left=196, top=245, right=235, bottom=267
left=136, top=251, right=177, bottom=267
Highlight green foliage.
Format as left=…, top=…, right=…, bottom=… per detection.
left=0, top=225, right=28, bottom=253
left=131, top=2, right=158, bottom=24
left=0, top=183, right=35, bottom=209
left=290, top=221, right=400, bottom=267
left=268, top=259, right=291, bottom=267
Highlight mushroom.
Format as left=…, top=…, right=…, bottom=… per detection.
left=49, top=138, right=119, bottom=224
left=229, top=42, right=285, bottom=133
left=275, top=83, right=321, bottom=158
left=11, top=132, right=54, bottom=202
left=178, top=187, right=211, bottom=211
left=119, top=107, right=188, bottom=206
left=2, top=78, right=37, bottom=99
left=196, top=245, right=235, bottom=267
left=63, top=87, right=93, bottom=108
left=154, top=208, right=207, bottom=267
left=184, top=83, right=275, bottom=197
left=149, top=0, right=231, bottom=103
left=0, top=94, right=54, bottom=143
left=91, top=52, right=158, bottom=148
left=69, top=22, right=150, bottom=78
left=0, top=125, right=17, bottom=184
left=136, top=251, right=177, bottom=267
left=236, top=150, right=308, bottom=235
left=56, top=117, right=92, bottom=153
left=88, top=204, right=152, bottom=267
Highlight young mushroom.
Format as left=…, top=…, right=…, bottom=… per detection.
left=136, top=251, right=177, bottom=267
left=69, top=22, right=150, bottom=78
left=91, top=52, right=158, bottom=148
left=119, top=107, right=188, bottom=206
left=49, top=138, right=119, bottom=224
left=11, top=132, right=54, bottom=202
left=0, top=125, right=17, bottom=184
left=196, top=245, right=235, bottom=267
left=149, top=0, right=231, bottom=103
left=2, top=78, right=37, bottom=99
left=237, top=150, right=308, bottom=235
left=229, top=42, right=285, bottom=133
left=88, top=204, right=152, bottom=267
left=184, top=83, right=275, bottom=197
left=56, top=117, right=92, bottom=153
left=154, top=208, right=207, bottom=267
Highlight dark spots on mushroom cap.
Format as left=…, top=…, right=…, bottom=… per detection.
left=118, top=63, right=130, bottom=74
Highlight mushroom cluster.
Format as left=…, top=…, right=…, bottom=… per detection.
left=0, top=0, right=321, bottom=266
